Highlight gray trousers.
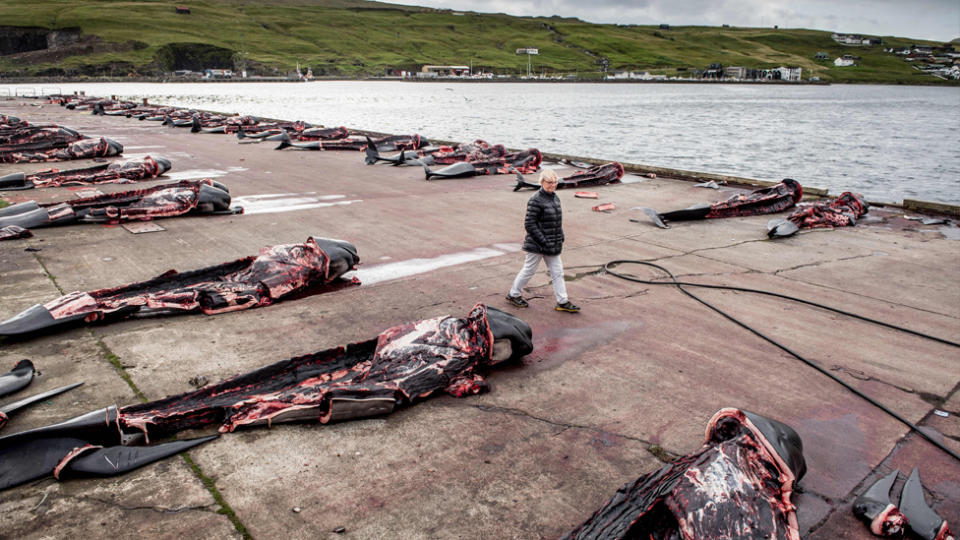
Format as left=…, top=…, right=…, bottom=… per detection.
left=509, top=252, right=568, bottom=304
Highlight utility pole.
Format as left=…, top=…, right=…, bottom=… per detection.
left=516, top=47, right=538, bottom=78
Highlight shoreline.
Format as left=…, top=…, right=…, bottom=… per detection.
left=2, top=76, right=959, bottom=87
left=4, top=92, right=955, bottom=215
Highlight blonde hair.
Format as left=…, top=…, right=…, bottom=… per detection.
left=539, top=169, right=559, bottom=184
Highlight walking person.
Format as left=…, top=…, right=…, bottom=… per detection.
left=506, top=169, right=580, bottom=313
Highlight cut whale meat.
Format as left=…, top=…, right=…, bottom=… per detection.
left=564, top=408, right=806, bottom=540
left=637, top=179, right=803, bottom=229
left=0, top=237, right=360, bottom=338
left=0, top=304, right=532, bottom=491
left=0, top=156, right=171, bottom=190
left=0, top=137, right=122, bottom=164
left=0, top=179, right=233, bottom=236
left=768, top=191, right=869, bottom=238
left=514, top=162, right=625, bottom=191
left=423, top=148, right=542, bottom=179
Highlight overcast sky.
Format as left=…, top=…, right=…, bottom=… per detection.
left=396, top=0, right=960, bottom=42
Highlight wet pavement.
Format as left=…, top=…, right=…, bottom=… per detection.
left=0, top=99, right=957, bottom=539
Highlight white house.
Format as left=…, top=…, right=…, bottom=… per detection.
left=419, top=65, right=471, bottom=77
left=832, top=33, right=863, bottom=45
left=776, top=66, right=803, bottom=81
left=834, top=56, right=855, bottom=67
left=832, top=33, right=880, bottom=46
left=604, top=71, right=666, bottom=80
left=203, top=69, right=233, bottom=79
left=724, top=66, right=747, bottom=79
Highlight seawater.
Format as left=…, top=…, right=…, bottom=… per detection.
left=5, top=81, right=958, bottom=205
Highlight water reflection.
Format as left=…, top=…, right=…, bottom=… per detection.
left=3, top=82, right=957, bottom=204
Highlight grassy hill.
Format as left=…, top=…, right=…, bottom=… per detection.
left=0, top=0, right=955, bottom=84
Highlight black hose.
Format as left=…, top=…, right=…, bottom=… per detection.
left=603, top=259, right=960, bottom=463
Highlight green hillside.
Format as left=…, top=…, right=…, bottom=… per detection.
left=0, top=0, right=955, bottom=84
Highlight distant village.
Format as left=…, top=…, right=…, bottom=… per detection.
left=389, top=60, right=806, bottom=82
left=384, top=32, right=960, bottom=83
left=883, top=44, right=960, bottom=80
left=168, top=30, right=960, bottom=83
left=605, top=65, right=803, bottom=82
left=830, top=33, right=960, bottom=79
left=603, top=33, right=960, bottom=82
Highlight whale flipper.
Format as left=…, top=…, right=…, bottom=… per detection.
left=853, top=470, right=907, bottom=536
left=55, top=435, right=219, bottom=480
left=900, top=468, right=952, bottom=540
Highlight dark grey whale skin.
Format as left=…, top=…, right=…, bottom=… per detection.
left=0, top=360, right=35, bottom=398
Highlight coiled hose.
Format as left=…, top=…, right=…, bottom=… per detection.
left=603, top=259, right=960, bottom=463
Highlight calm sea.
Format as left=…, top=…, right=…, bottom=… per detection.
left=5, top=81, right=959, bottom=205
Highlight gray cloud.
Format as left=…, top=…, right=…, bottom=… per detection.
left=399, top=0, right=960, bottom=41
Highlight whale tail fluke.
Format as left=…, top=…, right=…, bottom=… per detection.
left=634, top=208, right=669, bottom=229
left=237, top=128, right=263, bottom=144
left=512, top=172, right=539, bottom=192
left=767, top=219, right=799, bottom=238
left=274, top=132, right=292, bottom=150
left=422, top=162, right=435, bottom=180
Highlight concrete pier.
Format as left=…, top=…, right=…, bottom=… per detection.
left=1, top=100, right=957, bottom=539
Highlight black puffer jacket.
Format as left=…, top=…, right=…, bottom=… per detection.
left=522, top=188, right=564, bottom=255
